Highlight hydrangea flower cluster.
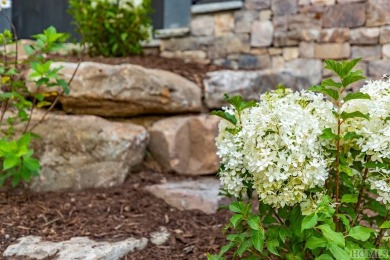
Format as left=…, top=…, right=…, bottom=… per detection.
left=216, top=90, right=335, bottom=207
left=342, top=77, right=390, bottom=205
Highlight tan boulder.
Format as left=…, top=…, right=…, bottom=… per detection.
left=28, top=62, right=202, bottom=117
left=27, top=112, right=148, bottom=192
left=148, top=115, right=220, bottom=175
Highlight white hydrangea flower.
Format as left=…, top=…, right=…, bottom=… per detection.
left=215, top=107, right=251, bottom=197
left=342, top=78, right=390, bottom=162
left=300, top=193, right=325, bottom=216
left=369, top=179, right=390, bottom=205
left=240, top=91, right=334, bottom=207
left=215, top=90, right=335, bottom=207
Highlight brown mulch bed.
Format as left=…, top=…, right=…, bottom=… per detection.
left=0, top=171, right=231, bottom=259
left=49, top=54, right=222, bottom=90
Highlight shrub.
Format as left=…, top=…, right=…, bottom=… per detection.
left=210, top=59, right=390, bottom=259
left=0, top=26, right=71, bottom=188
left=68, top=0, right=152, bottom=57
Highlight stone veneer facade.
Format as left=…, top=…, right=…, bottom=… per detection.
left=149, top=0, right=390, bottom=83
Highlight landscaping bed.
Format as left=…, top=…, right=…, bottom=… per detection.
left=0, top=171, right=230, bottom=259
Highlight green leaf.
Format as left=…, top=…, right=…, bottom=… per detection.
left=348, top=226, right=373, bottom=241
left=301, top=214, right=318, bottom=231
left=337, top=214, right=351, bottom=231
left=343, top=92, right=371, bottom=103
left=320, top=128, right=337, bottom=140
left=343, top=131, right=363, bottom=141
left=308, top=85, right=339, bottom=100
left=290, top=206, right=303, bottom=237
left=23, top=157, right=40, bottom=172
left=229, top=201, right=244, bottom=214
left=328, top=243, right=350, bottom=260
left=279, top=228, right=287, bottom=243
left=224, top=94, right=242, bottom=110
left=230, top=214, right=243, bottom=228
left=251, top=228, right=264, bottom=253
left=237, top=239, right=252, bottom=257
left=266, top=239, right=280, bottom=256
left=248, top=215, right=261, bottom=230
left=380, top=221, right=390, bottom=229
left=342, top=58, right=362, bottom=76
left=318, top=224, right=345, bottom=247
left=341, top=194, right=358, bottom=204
left=219, top=242, right=234, bottom=256
left=18, top=133, right=31, bottom=148
left=324, top=59, right=343, bottom=78
left=321, top=78, right=342, bottom=88
left=315, top=254, right=333, bottom=260
left=3, top=156, right=19, bottom=170
left=342, top=74, right=366, bottom=87
left=211, top=110, right=237, bottom=125
left=341, top=111, right=369, bottom=121
left=305, top=236, right=327, bottom=250
left=339, top=164, right=353, bottom=176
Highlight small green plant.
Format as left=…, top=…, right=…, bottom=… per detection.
left=210, top=58, right=390, bottom=259
left=0, top=26, right=71, bottom=187
left=68, top=0, right=152, bottom=57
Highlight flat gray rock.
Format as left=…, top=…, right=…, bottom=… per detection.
left=145, top=178, right=224, bottom=214
left=3, top=236, right=148, bottom=260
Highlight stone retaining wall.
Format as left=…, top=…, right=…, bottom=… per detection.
left=155, top=0, right=390, bottom=81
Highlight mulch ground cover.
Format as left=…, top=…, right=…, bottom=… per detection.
left=0, top=171, right=231, bottom=259
left=0, top=54, right=231, bottom=259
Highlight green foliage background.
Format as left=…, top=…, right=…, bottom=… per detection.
left=68, top=0, right=152, bottom=57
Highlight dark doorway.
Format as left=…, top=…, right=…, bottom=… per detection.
left=12, top=0, right=79, bottom=40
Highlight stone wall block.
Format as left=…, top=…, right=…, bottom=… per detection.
left=380, top=26, right=390, bottom=44
left=351, top=46, right=382, bottom=60
left=382, top=44, right=390, bottom=59
left=318, top=28, right=350, bottom=42
left=272, top=0, right=298, bottom=15
left=288, top=14, right=322, bottom=30
left=191, top=15, right=215, bottom=36
left=234, top=10, right=259, bottom=33
left=299, top=42, right=315, bottom=58
left=323, top=3, right=366, bottom=28
left=273, top=31, right=299, bottom=47
left=215, top=13, right=234, bottom=36
left=283, top=47, right=299, bottom=61
left=350, top=27, right=380, bottom=45
left=368, top=60, right=390, bottom=78
left=315, top=43, right=350, bottom=59
left=208, top=34, right=250, bottom=59
left=367, top=0, right=390, bottom=27
left=251, top=20, right=274, bottom=47
left=311, top=0, right=336, bottom=5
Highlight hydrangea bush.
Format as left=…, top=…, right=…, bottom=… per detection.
left=209, top=59, right=390, bottom=259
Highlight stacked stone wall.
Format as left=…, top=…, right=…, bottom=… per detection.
left=158, top=0, right=390, bottom=82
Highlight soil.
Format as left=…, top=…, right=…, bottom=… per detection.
left=0, top=171, right=231, bottom=259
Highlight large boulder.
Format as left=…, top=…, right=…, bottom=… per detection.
left=28, top=112, right=148, bottom=192
left=28, top=62, right=202, bottom=117
left=148, top=115, right=220, bottom=175
left=204, top=61, right=322, bottom=108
